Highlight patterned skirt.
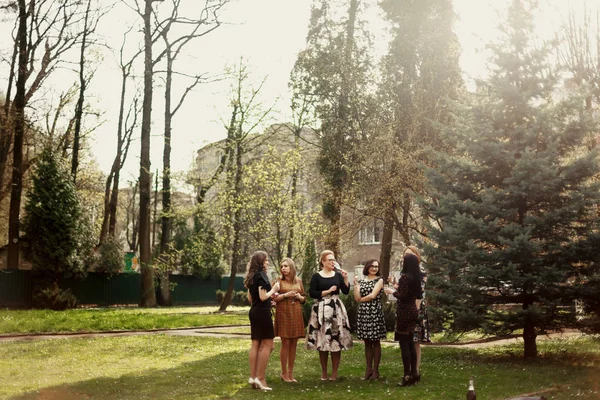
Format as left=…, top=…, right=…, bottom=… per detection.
left=305, top=295, right=353, bottom=352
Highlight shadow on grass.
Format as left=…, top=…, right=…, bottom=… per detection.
left=10, top=346, right=255, bottom=400
left=8, top=337, right=600, bottom=400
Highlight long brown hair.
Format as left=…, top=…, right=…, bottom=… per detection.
left=243, top=251, right=268, bottom=288
left=279, top=258, right=298, bottom=283
left=404, top=245, right=421, bottom=263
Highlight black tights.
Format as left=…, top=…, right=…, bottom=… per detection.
left=398, top=333, right=416, bottom=377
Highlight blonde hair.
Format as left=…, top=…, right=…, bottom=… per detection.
left=279, top=258, right=298, bottom=283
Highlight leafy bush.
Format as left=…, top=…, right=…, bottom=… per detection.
left=216, top=290, right=250, bottom=306
left=174, top=215, right=223, bottom=279
left=32, top=282, right=78, bottom=310
left=95, top=237, right=125, bottom=276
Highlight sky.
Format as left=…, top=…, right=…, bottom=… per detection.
left=89, top=0, right=313, bottom=187
left=0, top=0, right=591, bottom=186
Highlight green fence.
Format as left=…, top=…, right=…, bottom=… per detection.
left=0, top=270, right=32, bottom=308
left=0, top=271, right=245, bottom=308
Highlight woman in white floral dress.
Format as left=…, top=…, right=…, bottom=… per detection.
left=353, top=259, right=386, bottom=380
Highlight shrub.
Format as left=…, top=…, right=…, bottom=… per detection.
left=216, top=290, right=250, bottom=306
left=32, top=282, right=78, bottom=310
left=95, top=237, right=125, bottom=276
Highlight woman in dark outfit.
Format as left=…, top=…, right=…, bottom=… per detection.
left=245, top=251, right=280, bottom=391
left=385, top=249, right=422, bottom=386
left=306, top=250, right=353, bottom=381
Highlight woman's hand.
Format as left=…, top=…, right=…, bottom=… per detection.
left=384, top=287, right=396, bottom=295
left=273, top=281, right=281, bottom=293
left=328, top=285, right=338, bottom=294
left=339, top=268, right=348, bottom=279
left=353, top=275, right=359, bottom=285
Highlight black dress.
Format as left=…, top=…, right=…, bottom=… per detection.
left=248, top=270, right=274, bottom=340
left=393, top=274, right=418, bottom=341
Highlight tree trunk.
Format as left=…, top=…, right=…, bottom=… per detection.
left=0, top=42, right=17, bottom=201
left=324, top=199, right=341, bottom=257
left=380, top=206, right=395, bottom=280
left=108, top=169, right=120, bottom=237
left=138, top=0, right=156, bottom=307
left=287, top=130, right=300, bottom=258
left=400, top=193, right=411, bottom=244
left=126, top=180, right=139, bottom=252
left=7, top=0, right=28, bottom=270
left=98, top=169, right=115, bottom=243
left=219, top=140, right=243, bottom=312
left=523, top=301, right=537, bottom=359
left=158, top=52, right=173, bottom=306
left=152, top=169, right=158, bottom=249
left=71, top=0, right=91, bottom=181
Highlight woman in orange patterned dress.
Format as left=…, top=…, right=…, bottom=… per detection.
left=273, top=258, right=306, bottom=383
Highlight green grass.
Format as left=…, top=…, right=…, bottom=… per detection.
left=0, top=306, right=250, bottom=334
left=0, top=335, right=598, bottom=399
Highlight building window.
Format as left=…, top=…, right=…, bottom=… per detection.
left=359, top=219, right=381, bottom=245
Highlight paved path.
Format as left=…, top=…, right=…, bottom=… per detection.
left=0, top=325, right=249, bottom=342
left=0, top=325, right=586, bottom=347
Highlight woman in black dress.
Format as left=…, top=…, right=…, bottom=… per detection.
left=306, top=250, right=353, bottom=381
left=353, top=259, right=386, bottom=380
left=384, top=249, right=422, bottom=386
left=245, top=251, right=280, bottom=391
left=409, top=246, right=430, bottom=382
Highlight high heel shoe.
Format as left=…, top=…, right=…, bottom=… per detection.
left=397, top=375, right=414, bottom=387
left=370, top=370, right=380, bottom=380
left=254, top=380, right=273, bottom=391
left=248, top=377, right=258, bottom=389
left=413, top=373, right=421, bottom=383
left=361, top=370, right=372, bottom=380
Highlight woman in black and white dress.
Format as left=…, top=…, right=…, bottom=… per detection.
left=306, top=250, right=353, bottom=381
left=353, top=259, right=386, bottom=380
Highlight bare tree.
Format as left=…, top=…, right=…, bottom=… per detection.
left=71, top=0, right=106, bottom=181
left=137, top=0, right=157, bottom=307
left=218, top=60, right=276, bottom=312
left=98, top=26, right=140, bottom=245
left=153, top=0, right=227, bottom=305
left=4, top=0, right=102, bottom=267
left=7, top=0, right=28, bottom=269
left=558, top=3, right=600, bottom=132
left=126, top=180, right=140, bottom=252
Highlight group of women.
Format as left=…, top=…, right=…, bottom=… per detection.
left=243, top=246, right=429, bottom=391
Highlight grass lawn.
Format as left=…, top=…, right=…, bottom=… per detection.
left=0, top=307, right=250, bottom=334
left=0, top=335, right=599, bottom=400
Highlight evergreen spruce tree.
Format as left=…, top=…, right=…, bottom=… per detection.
left=23, top=149, right=90, bottom=309
left=423, top=0, right=600, bottom=358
